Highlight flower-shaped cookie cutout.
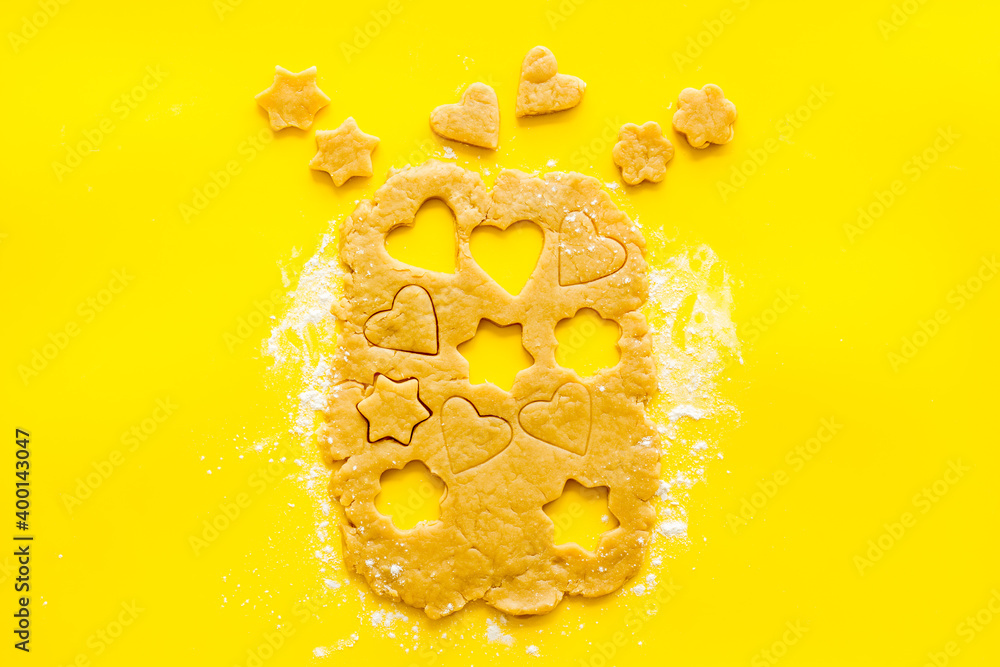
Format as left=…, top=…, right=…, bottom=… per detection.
left=255, top=66, right=329, bottom=131
left=672, top=84, right=737, bottom=149
left=612, top=121, right=674, bottom=185
left=309, top=117, right=380, bottom=186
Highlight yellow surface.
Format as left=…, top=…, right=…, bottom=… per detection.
left=3, top=0, right=999, bottom=665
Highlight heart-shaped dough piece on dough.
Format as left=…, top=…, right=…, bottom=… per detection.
left=558, top=211, right=627, bottom=286
left=518, top=382, right=591, bottom=455
left=429, top=83, right=500, bottom=150
left=442, top=397, right=513, bottom=473
left=364, top=285, right=438, bottom=354
left=516, top=46, right=586, bottom=117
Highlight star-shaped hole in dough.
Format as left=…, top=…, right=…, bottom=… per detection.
left=612, top=121, right=674, bottom=185
left=672, top=83, right=737, bottom=149
left=356, top=375, right=430, bottom=445
left=255, top=66, right=330, bottom=131
left=309, top=117, right=380, bottom=186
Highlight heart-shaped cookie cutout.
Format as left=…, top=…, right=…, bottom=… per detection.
left=516, top=46, right=586, bottom=117
left=469, top=220, right=544, bottom=295
left=441, top=397, right=512, bottom=473
left=518, top=382, right=590, bottom=455
left=430, top=83, right=500, bottom=150
left=364, top=285, right=438, bottom=354
left=558, top=211, right=627, bottom=286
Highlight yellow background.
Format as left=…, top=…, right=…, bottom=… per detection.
left=3, top=0, right=1000, bottom=665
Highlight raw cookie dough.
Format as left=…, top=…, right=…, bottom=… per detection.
left=320, top=161, right=659, bottom=618
left=430, top=82, right=500, bottom=149
left=255, top=66, right=329, bottom=131
left=516, top=46, right=586, bottom=117
left=612, top=121, right=674, bottom=185
left=672, top=84, right=737, bottom=149
left=309, top=117, right=380, bottom=186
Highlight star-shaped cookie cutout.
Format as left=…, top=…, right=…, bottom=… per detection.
left=309, top=117, right=380, bottom=186
left=356, top=375, right=430, bottom=444
left=255, top=66, right=330, bottom=131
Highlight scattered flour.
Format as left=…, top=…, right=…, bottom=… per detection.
left=668, top=405, right=706, bottom=422
left=643, top=244, right=740, bottom=556
left=313, top=631, right=359, bottom=656
left=658, top=520, right=688, bottom=538
left=370, top=609, right=407, bottom=628
left=486, top=618, right=514, bottom=646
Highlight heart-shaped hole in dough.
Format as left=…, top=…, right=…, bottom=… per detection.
left=385, top=198, right=457, bottom=274
left=469, top=219, right=544, bottom=296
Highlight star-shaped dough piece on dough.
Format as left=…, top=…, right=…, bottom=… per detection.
left=672, top=84, right=737, bottom=149
left=309, top=117, right=380, bottom=186
left=255, top=66, right=330, bottom=131
left=356, top=375, right=430, bottom=444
